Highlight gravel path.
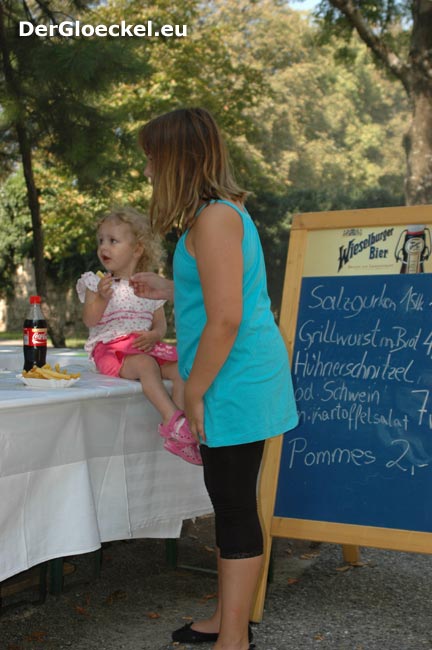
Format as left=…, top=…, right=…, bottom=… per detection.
left=1, top=515, right=432, bottom=650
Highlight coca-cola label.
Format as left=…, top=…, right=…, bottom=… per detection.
left=23, top=327, right=48, bottom=346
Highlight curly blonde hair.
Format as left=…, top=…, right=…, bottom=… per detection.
left=97, top=206, right=165, bottom=273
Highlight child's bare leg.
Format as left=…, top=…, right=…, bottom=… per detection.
left=120, top=354, right=176, bottom=424
left=160, top=361, right=184, bottom=410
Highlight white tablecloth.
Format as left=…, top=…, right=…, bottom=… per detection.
left=0, top=348, right=211, bottom=582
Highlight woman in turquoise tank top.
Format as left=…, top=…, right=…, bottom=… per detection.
left=131, top=108, right=298, bottom=650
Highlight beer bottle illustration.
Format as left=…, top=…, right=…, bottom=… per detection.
left=394, top=225, right=431, bottom=273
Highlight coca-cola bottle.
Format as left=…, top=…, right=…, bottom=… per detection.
left=23, top=295, right=48, bottom=371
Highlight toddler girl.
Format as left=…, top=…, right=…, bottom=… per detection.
left=76, top=206, right=201, bottom=465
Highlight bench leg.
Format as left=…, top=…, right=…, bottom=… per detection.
left=165, top=539, right=178, bottom=568
left=48, top=558, right=64, bottom=595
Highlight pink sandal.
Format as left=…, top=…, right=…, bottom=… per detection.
left=163, top=438, right=202, bottom=466
left=158, top=410, right=196, bottom=446
left=158, top=410, right=203, bottom=466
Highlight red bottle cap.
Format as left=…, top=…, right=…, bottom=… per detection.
left=29, top=295, right=41, bottom=304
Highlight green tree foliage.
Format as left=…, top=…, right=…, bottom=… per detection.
left=315, top=0, right=432, bottom=205
left=0, top=171, right=32, bottom=296
left=199, top=0, right=407, bottom=308
left=0, top=0, right=149, bottom=343
left=0, top=0, right=410, bottom=334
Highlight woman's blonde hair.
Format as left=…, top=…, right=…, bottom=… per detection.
left=138, top=107, right=248, bottom=235
left=97, top=206, right=164, bottom=273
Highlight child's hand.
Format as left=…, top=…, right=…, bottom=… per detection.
left=132, top=330, right=159, bottom=352
left=97, top=273, right=114, bottom=301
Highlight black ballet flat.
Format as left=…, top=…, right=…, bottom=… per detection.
left=171, top=621, right=254, bottom=643
left=172, top=622, right=218, bottom=643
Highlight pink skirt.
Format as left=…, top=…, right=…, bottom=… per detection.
left=93, top=334, right=178, bottom=377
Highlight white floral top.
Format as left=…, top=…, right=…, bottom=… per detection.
left=76, top=272, right=165, bottom=356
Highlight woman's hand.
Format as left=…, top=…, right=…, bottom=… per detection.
left=129, top=273, right=174, bottom=301
left=132, top=330, right=159, bottom=353
left=184, top=384, right=206, bottom=443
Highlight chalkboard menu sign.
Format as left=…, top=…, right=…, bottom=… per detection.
left=252, top=205, right=432, bottom=623
left=275, top=272, right=432, bottom=531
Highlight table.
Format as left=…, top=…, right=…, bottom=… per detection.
left=0, top=348, right=211, bottom=583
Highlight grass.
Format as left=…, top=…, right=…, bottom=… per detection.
left=65, top=337, right=87, bottom=348
left=0, top=331, right=21, bottom=340
left=0, top=331, right=87, bottom=348
left=0, top=332, right=173, bottom=348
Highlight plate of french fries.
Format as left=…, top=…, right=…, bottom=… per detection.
left=18, top=363, right=81, bottom=389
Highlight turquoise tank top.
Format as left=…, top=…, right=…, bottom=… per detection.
left=173, top=199, right=298, bottom=447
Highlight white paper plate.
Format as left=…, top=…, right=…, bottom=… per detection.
left=18, top=375, right=80, bottom=389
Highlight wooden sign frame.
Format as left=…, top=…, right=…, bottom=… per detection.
left=252, top=204, right=432, bottom=622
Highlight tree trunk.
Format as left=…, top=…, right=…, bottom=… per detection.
left=404, top=90, right=432, bottom=205
left=404, top=0, right=432, bottom=205
left=15, top=124, right=47, bottom=297
left=16, top=125, right=66, bottom=346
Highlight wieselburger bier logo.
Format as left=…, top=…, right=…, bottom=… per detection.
left=18, top=20, right=187, bottom=38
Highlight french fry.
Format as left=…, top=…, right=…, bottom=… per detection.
left=22, top=362, right=80, bottom=380
left=37, top=368, right=72, bottom=380
left=96, top=270, right=105, bottom=278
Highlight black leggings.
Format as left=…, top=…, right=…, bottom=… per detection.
left=200, top=440, right=265, bottom=560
